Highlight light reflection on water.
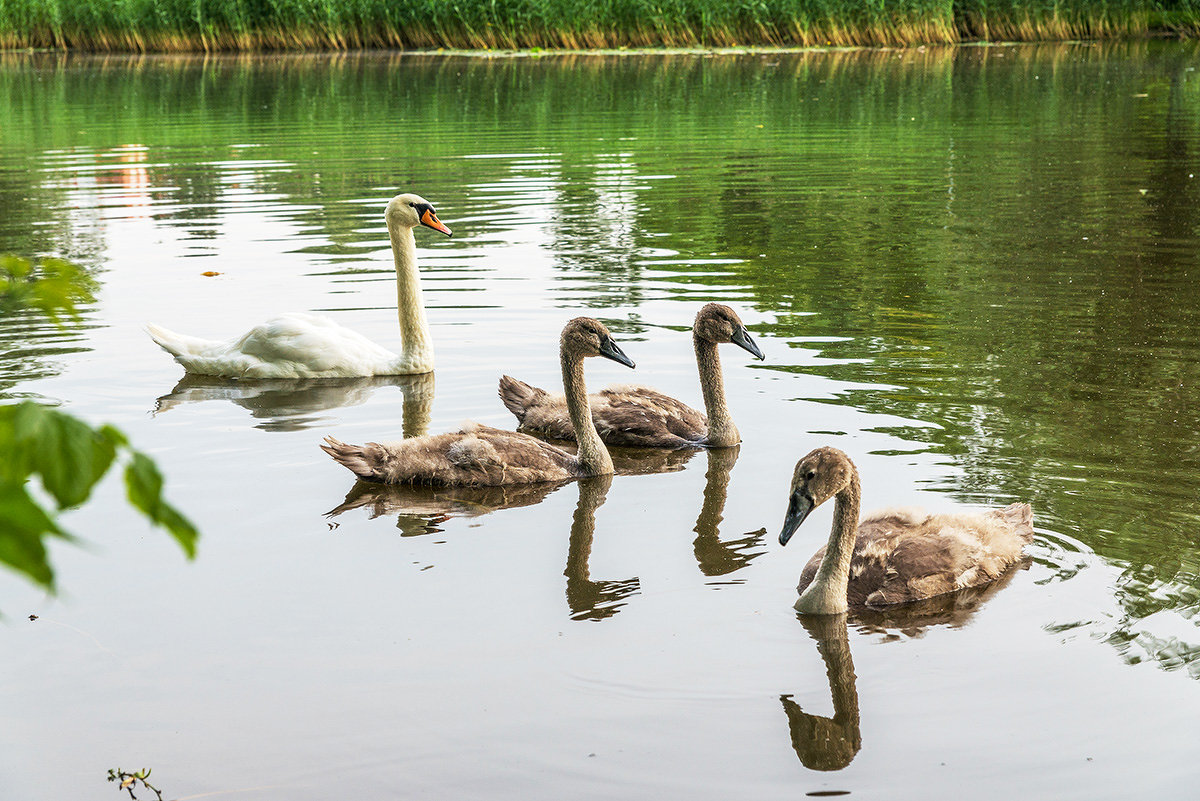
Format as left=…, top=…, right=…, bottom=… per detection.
left=2, top=43, right=1200, bottom=800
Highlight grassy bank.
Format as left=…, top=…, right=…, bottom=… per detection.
left=0, top=0, right=1198, bottom=51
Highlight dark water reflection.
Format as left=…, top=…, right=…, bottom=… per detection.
left=564, top=474, right=640, bottom=621
left=4, top=42, right=1200, bottom=799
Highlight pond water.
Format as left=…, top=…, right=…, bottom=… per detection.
left=3, top=42, right=1200, bottom=799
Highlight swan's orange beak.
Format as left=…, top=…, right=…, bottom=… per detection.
left=420, top=208, right=452, bottom=237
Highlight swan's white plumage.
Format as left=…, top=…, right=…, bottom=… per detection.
left=147, top=313, right=419, bottom=379
left=147, top=192, right=448, bottom=379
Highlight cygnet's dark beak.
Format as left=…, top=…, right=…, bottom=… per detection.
left=598, top=337, right=636, bottom=369
left=779, top=490, right=814, bottom=546
left=420, top=208, right=452, bottom=237
left=731, top=326, right=765, bottom=361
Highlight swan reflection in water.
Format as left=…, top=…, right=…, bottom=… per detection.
left=691, top=445, right=767, bottom=580
left=781, top=564, right=1028, bottom=772
left=153, top=372, right=435, bottom=434
left=324, top=443, right=692, bottom=537
left=326, top=478, right=573, bottom=536
left=326, top=444, right=762, bottom=616
left=564, top=474, right=640, bottom=621
left=326, top=470, right=640, bottom=619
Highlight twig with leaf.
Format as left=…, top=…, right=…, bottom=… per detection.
left=107, top=767, right=164, bottom=801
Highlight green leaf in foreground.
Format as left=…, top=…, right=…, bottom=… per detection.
left=0, top=481, right=65, bottom=587
left=0, top=254, right=97, bottom=322
left=0, top=402, right=199, bottom=593
left=124, top=451, right=199, bottom=559
left=0, top=253, right=198, bottom=604
left=4, top=401, right=125, bottom=508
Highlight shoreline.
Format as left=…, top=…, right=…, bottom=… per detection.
left=0, top=34, right=1192, bottom=58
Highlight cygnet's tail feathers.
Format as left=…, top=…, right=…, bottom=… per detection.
left=322, top=436, right=388, bottom=483
left=498, top=375, right=546, bottom=423
left=1000, top=502, right=1035, bottom=543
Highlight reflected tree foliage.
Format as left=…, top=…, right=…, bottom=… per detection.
left=5, top=42, right=1200, bottom=668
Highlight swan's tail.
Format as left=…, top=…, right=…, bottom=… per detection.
left=498, top=375, right=545, bottom=423
left=1000, top=502, right=1035, bottom=543
left=145, top=323, right=214, bottom=360
left=321, top=436, right=388, bottom=482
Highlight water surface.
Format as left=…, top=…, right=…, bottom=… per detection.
left=2, top=43, right=1199, bottom=799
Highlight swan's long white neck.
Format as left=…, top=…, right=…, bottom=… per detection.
left=795, top=475, right=861, bottom=615
left=388, top=223, right=434, bottom=374
left=563, top=350, right=614, bottom=477
left=695, top=335, right=738, bottom=447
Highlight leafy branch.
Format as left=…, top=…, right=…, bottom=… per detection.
left=1, top=255, right=198, bottom=598
left=0, top=401, right=198, bottom=589
left=0, top=254, right=97, bottom=322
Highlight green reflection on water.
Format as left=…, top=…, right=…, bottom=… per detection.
left=2, top=41, right=1199, bottom=670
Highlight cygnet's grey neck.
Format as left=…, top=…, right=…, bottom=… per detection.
left=695, top=335, right=738, bottom=447
left=562, top=349, right=614, bottom=476
left=795, top=476, right=861, bottom=615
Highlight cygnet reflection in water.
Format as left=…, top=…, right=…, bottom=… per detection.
left=564, top=474, right=640, bottom=622
left=849, top=555, right=1031, bottom=639
left=327, top=471, right=640, bottom=620
left=152, top=372, right=435, bottom=434
left=780, top=567, right=1029, bottom=773
left=325, top=478, right=573, bottom=537
left=323, top=432, right=690, bottom=537
left=691, top=445, right=768, bottom=580
left=781, top=614, right=861, bottom=773
left=605, top=444, right=697, bottom=477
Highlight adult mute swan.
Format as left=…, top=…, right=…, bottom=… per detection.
left=321, top=317, right=634, bottom=486
left=779, top=447, right=1034, bottom=614
left=498, top=303, right=763, bottom=448
left=146, top=193, right=451, bottom=378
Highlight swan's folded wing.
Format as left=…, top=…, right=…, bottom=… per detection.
left=593, top=385, right=708, bottom=447
left=501, top=382, right=579, bottom=440
left=237, top=313, right=397, bottom=377
left=447, top=424, right=581, bottom=484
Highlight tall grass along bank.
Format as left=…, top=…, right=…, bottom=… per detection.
left=0, top=0, right=1198, bottom=52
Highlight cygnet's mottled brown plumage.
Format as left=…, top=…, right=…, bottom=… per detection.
left=779, top=447, right=1034, bottom=615
left=321, top=318, right=634, bottom=486
left=498, top=303, right=763, bottom=449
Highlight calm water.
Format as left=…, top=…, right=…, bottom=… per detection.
left=3, top=42, right=1200, bottom=799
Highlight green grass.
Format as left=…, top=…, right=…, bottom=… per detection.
left=0, top=0, right=1197, bottom=51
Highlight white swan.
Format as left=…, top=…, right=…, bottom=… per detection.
left=146, top=193, right=451, bottom=378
